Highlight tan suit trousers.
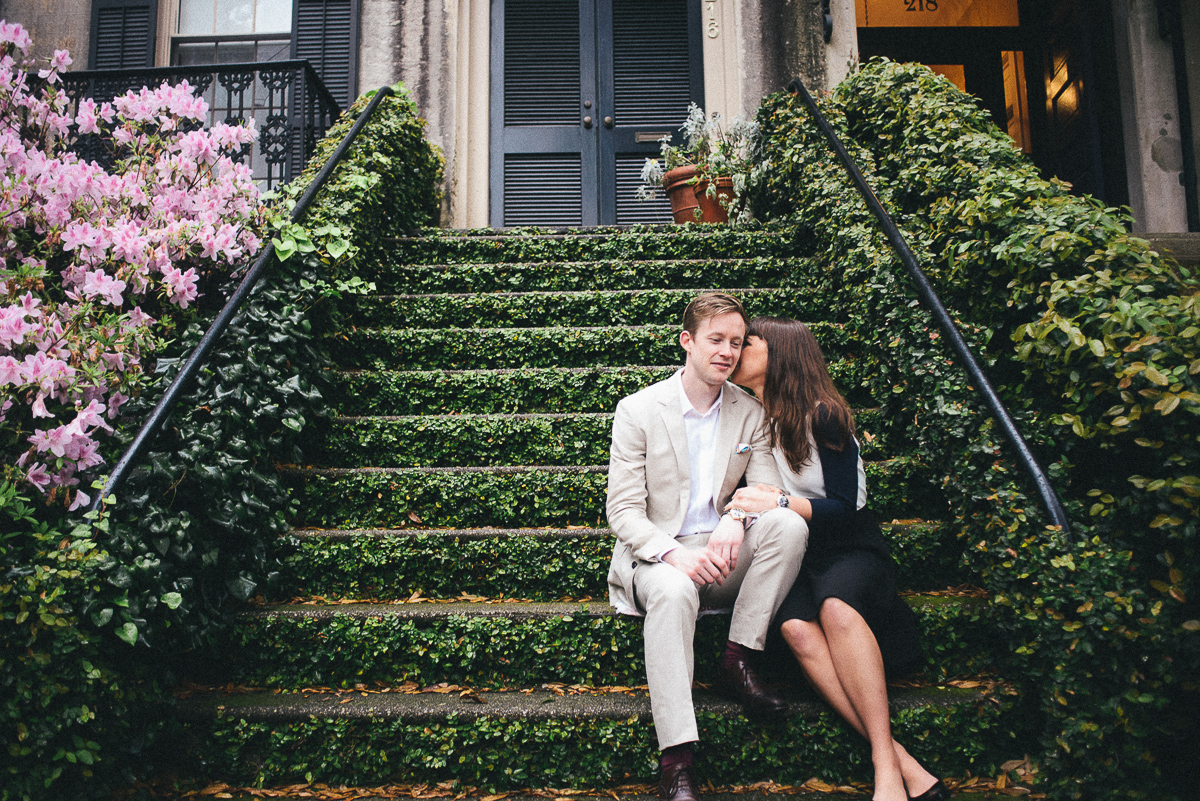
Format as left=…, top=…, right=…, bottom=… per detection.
left=632, top=507, right=808, bottom=749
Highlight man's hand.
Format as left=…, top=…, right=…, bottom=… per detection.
left=728, top=483, right=783, bottom=514
left=706, top=514, right=745, bottom=576
left=663, top=546, right=729, bottom=587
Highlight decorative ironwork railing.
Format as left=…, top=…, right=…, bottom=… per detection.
left=60, top=60, right=342, bottom=188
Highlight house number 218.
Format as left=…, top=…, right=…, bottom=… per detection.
left=905, top=0, right=939, bottom=10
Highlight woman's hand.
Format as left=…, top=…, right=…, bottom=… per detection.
left=727, top=483, right=783, bottom=514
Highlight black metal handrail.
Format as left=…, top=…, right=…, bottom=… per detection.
left=87, top=86, right=396, bottom=514
left=786, top=77, right=1071, bottom=532
left=61, top=61, right=341, bottom=188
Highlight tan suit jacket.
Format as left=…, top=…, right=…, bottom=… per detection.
left=606, top=372, right=783, bottom=612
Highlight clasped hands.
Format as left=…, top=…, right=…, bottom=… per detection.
left=662, top=484, right=785, bottom=588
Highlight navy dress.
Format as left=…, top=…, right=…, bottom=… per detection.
left=772, top=408, right=920, bottom=674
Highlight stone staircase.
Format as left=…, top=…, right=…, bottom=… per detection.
left=179, top=226, right=1017, bottom=794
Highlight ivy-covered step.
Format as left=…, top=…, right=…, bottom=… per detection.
left=329, top=322, right=852, bottom=371
left=344, top=287, right=840, bottom=330
left=284, top=459, right=946, bottom=530
left=274, top=520, right=964, bottom=602
left=386, top=225, right=809, bottom=266
left=361, top=255, right=828, bottom=295
left=329, top=363, right=872, bottom=417
left=227, top=597, right=998, bottom=689
left=178, top=683, right=1014, bottom=790
left=319, top=410, right=893, bottom=469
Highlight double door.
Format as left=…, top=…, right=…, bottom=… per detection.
left=490, top=0, right=704, bottom=227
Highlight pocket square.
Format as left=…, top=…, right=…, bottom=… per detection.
left=735, top=442, right=751, bottom=454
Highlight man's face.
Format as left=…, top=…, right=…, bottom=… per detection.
left=681, top=311, right=746, bottom=388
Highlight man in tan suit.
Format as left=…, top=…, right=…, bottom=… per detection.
left=606, top=292, right=809, bottom=801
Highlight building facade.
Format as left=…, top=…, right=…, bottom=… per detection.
left=2, top=0, right=1194, bottom=233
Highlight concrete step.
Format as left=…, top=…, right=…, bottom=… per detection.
left=1145, top=232, right=1200, bottom=267
left=176, top=682, right=1015, bottom=790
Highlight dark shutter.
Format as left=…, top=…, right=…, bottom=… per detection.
left=90, top=0, right=156, bottom=69
left=615, top=155, right=671, bottom=224
left=504, top=1, right=581, bottom=126
left=612, top=0, right=692, bottom=126
left=292, top=0, right=359, bottom=108
left=505, top=155, right=584, bottom=227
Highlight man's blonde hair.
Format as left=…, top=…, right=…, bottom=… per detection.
left=682, top=292, right=747, bottom=337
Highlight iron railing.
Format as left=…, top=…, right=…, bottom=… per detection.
left=60, top=60, right=341, bottom=188
left=786, top=77, right=1071, bottom=532
left=87, top=86, right=395, bottom=514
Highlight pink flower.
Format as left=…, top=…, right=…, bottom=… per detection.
left=68, top=489, right=90, bottom=511
left=81, top=269, right=126, bottom=306
left=160, top=263, right=198, bottom=308
left=26, top=462, right=51, bottom=492
left=50, top=49, right=71, bottom=70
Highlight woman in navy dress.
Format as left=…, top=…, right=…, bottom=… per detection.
left=728, top=317, right=947, bottom=801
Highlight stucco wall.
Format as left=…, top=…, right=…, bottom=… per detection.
left=359, top=0, right=461, bottom=225
left=1111, top=0, right=1188, bottom=233
left=0, top=0, right=91, bottom=66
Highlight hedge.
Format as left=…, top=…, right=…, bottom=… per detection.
left=750, top=59, right=1198, bottom=799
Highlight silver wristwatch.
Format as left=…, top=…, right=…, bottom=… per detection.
left=776, top=493, right=789, bottom=509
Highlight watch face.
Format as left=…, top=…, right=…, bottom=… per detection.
left=730, top=508, right=746, bottom=520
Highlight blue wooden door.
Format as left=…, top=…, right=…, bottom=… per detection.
left=490, top=0, right=703, bottom=227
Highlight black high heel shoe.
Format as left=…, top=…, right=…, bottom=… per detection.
left=908, top=778, right=950, bottom=801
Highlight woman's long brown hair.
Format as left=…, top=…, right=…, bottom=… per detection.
left=748, top=317, right=855, bottom=472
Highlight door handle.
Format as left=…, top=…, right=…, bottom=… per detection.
left=603, top=116, right=614, bottom=128
left=583, top=116, right=593, bottom=128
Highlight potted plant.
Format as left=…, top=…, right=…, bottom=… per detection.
left=637, top=103, right=757, bottom=224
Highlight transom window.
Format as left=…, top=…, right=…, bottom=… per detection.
left=172, top=0, right=293, bottom=65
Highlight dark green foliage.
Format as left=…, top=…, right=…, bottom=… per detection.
left=323, top=414, right=615, bottom=468
left=331, top=322, right=851, bottom=372
left=362, top=256, right=821, bottom=295
left=0, top=84, right=444, bottom=799
left=388, top=225, right=805, bottom=266
left=288, top=460, right=937, bottom=530
left=751, top=59, right=1198, bottom=798
left=330, top=366, right=678, bottom=416
left=189, top=691, right=1010, bottom=790
left=331, top=360, right=871, bottom=417
left=274, top=523, right=957, bottom=602
left=345, top=286, right=837, bottom=329
left=228, top=597, right=995, bottom=689
left=290, top=468, right=610, bottom=529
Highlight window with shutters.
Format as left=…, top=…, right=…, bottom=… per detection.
left=91, top=0, right=158, bottom=69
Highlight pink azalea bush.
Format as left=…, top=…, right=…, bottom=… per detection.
left=0, top=21, right=264, bottom=511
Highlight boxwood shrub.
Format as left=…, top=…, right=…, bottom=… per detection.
left=750, top=59, right=1198, bottom=799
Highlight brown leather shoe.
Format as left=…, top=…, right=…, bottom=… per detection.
left=658, top=763, right=701, bottom=801
left=716, top=654, right=787, bottom=719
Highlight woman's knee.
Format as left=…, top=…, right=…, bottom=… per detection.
left=819, top=597, right=865, bottom=634
left=781, top=617, right=826, bottom=658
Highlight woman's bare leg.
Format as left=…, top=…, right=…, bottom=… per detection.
left=783, top=606, right=938, bottom=800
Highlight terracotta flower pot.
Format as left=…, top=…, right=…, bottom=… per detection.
left=662, top=164, right=735, bottom=224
